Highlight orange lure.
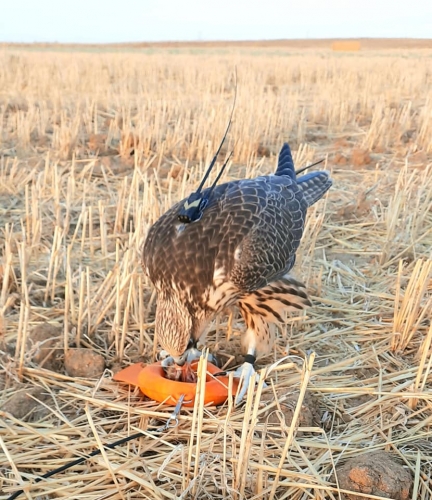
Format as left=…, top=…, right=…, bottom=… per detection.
left=113, top=361, right=239, bottom=407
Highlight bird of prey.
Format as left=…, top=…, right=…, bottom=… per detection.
left=143, top=143, right=332, bottom=401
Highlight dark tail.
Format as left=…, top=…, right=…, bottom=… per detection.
left=275, top=143, right=295, bottom=179
left=275, top=143, right=332, bottom=206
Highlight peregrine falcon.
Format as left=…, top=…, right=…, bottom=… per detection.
left=143, top=143, right=332, bottom=401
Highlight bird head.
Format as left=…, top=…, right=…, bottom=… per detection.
left=155, top=294, right=194, bottom=360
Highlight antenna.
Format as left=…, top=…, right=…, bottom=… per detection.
left=207, top=150, right=233, bottom=195
left=195, top=69, right=237, bottom=194
left=295, top=158, right=325, bottom=176
left=177, top=70, right=238, bottom=224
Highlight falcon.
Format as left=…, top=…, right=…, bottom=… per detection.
left=143, top=142, right=332, bottom=401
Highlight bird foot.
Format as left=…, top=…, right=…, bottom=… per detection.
left=159, top=348, right=218, bottom=369
left=233, top=361, right=265, bottom=404
left=184, top=348, right=218, bottom=365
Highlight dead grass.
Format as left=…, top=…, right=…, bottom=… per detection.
left=0, top=45, right=431, bottom=499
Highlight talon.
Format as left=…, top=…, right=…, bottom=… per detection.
left=157, top=350, right=171, bottom=361
left=185, top=347, right=202, bottom=363
left=158, top=347, right=220, bottom=383
left=233, top=361, right=257, bottom=404
left=161, top=355, right=175, bottom=368
left=170, top=347, right=219, bottom=366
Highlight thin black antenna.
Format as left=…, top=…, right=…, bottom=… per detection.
left=6, top=431, right=145, bottom=500
left=208, top=150, right=233, bottom=192
left=195, top=68, right=237, bottom=193
left=295, top=158, right=325, bottom=176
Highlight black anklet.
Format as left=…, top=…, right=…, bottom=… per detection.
left=244, top=354, right=256, bottom=365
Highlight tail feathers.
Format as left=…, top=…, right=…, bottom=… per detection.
left=276, top=142, right=332, bottom=204
left=297, top=171, right=332, bottom=207
left=275, top=143, right=295, bottom=179
left=239, top=275, right=311, bottom=325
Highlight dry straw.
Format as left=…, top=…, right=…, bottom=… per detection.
left=0, top=44, right=431, bottom=499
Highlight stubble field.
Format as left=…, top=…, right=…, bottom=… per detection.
left=0, top=43, right=432, bottom=499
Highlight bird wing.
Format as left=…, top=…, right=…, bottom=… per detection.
left=224, top=175, right=307, bottom=292
left=142, top=176, right=302, bottom=302
left=143, top=160, right=331, bottom=302
left=143, top=174, right=307, bottom=295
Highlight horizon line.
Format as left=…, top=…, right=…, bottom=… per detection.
left=1, top=36, right=432, bottom=46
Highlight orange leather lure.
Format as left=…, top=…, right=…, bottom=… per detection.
left=113, top=361, right=239, bottom=407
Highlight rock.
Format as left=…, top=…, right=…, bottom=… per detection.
left=1, top=387, right=50, bottom=421
left=27, top=323, right=63, bottom=371
left=64, top=348, right=105, bottom=378
left=334, top=152, right=348, bottom=166
left=256, top=144, right=271, bottom=157
left=335, top=451, right=413, bottom=499
left=258, top=390, right=321, bottom=432
left=351, top=148, right=372, bottom=167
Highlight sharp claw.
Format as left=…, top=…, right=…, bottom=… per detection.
left=159, top=349, right=219, bottom=368
left=185, top=348, right=202, bottom=363
left=233, top=362, right=257, bottom=404
left=233, top=362, right=269, bottom=404
left=185, top=348, right=218, bottom=366
left=157, top=350, right=170, bottom=361
left=161, top=356, right=175, bottom=369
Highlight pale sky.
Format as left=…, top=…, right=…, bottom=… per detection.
left=1, top=0, right=431, bottom=43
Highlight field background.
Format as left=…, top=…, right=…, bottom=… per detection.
left=0, top=39, right=432, bottom=499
